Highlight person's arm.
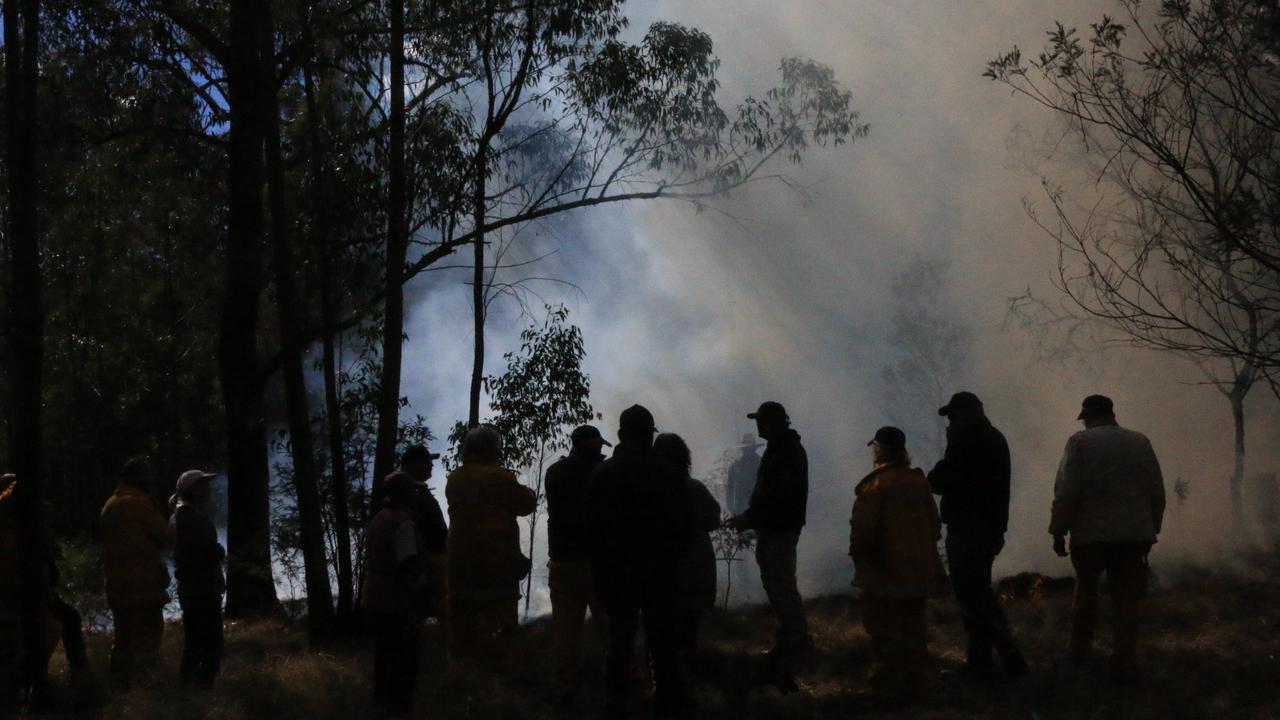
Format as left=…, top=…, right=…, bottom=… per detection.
left=689, top=480, right=722, bottom=532
left=848, top=481, right=883, bottom=563
left=991, top=432, right=1012, bottom=534
left=927, top=434, right=965, bottom=495
left=1145, top=439, right=1166, bottom=536
left=1049, top=435, right=1082, bottom=543
left=490, top=468, right=538, bottom=517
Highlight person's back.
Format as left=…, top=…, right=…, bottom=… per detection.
left=850, top=463, right=946, bottom=599
left=546, top=451, right=604, bottom=563
left=445, top=460, right=536, bottom=600
left=745, top=428, right=808, bottom=533
left=1051, top=423, right=1165, bottom=545
left=171, top=504, right=224, bottom=606
left=100, top=483, right=170, bottom=609
left=363, top=505, right=419, bottom=617
left=928, top=417, right=1010, bottom=535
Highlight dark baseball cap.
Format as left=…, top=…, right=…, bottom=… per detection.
left=747, top=401, right=789, bottom=421
left=938, top=391, right=983, bottom=417
left=570, top=425, right=612, bottom=446
left=619, top=405, right=657, bottom=433
left=868, top=426, right=907, bottom=450
left=1078, top=394, right=1114, bottom=419
left=401, top=444, right=441, bottom=464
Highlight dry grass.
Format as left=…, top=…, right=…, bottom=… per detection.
left=26, top=565, right=1280, bottom=720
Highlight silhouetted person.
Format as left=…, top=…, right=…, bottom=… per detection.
left=590, top=405, right=692, bottom=718
left=0, top=474, right=95, bottom=708
left=446, top=426, right=536, bottom=663
left=727, top=401, right=811, bottom=671
left=397, top=444, right=448, bottom=619
left=653, top=433, right=721, bottom=659
left=927, top=392, right=1028, bottom=677
left=726, top=435, right=761, bottom=517
left=1051, top=395, right=1165, bottom=683
left=168, top=470, right=225, bottom=688
left=100, top=458, right=170, bottom=688
left=850, top=427, right=948, bottom=700
left=545, top=425, right=611, bottom=706
left=363, top=472, right=425, bottom=717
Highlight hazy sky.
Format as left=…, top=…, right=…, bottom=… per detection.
left=396, top=0, right=1280, bottom=606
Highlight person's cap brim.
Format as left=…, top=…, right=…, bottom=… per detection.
left=601, top=439, right=613, bottom=447
left=1076, top=410, right=1086, bottom=420
left=937, top=405, right=950, bottom=416
left=196, top=472, right=216, bottom=482
left=427, top=453, right=441, bottom=460
left=746, top=412, right=759, bottom=419
left=866, top=439, right=875, bottom=447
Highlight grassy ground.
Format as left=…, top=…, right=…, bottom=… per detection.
left=24, top=564, right=1280, bottom=720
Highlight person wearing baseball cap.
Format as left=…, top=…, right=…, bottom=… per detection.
left=589, top=404, right=693, bottom=716
left=1051, top=395, right=1165, bottom=683
left=927, top=392, right=1029, bottom=678
left=544, top=425, right=611, bottom=705
left=100, top=457, right=170, bottom=687
left=850, top=427, right=947, bottom=698
left=728, top=400, right=812, bottom=677
left=168, top=469, right=224, bottom=687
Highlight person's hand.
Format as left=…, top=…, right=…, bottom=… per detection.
left=1052, top=534, right=1069, bottom=558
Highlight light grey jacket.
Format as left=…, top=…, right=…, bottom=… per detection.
left=1049, top=422, right=1166, bottom=545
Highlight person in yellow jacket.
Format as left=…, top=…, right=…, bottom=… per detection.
left=100, top=458, right=170, bottom=686
left=849, top=427, right=948, bottom=699
left=446, top=426, right=536, bottom=662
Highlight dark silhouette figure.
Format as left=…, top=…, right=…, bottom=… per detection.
left=725, top=435, right=761, bottom=517
left=652, top=433, right=721, bottom=658
left=169, top=470, right=225, bottom=688
left=927, top=392, right=1028, bottom=677
left=363, top=473, right=425, bottom=717
left=850, top=427, right=948, bottom=699
left=99, top=458, right=169, bottom=688
left=398, top=444, right=448, bottom=620
left=590, top=405, right=693, bottom=718
left=727, top=401, right=811, bottom=674
left=1051, top=395, right=1165, bottom=683
left=545, top=425, right=611, bottom=705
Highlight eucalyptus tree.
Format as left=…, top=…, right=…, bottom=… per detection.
left=987, top=0, right=1280, bottom=535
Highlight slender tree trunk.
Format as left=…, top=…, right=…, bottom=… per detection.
left=468, top=147, right=487, bottom=428
left=260, top=2, right=335, bottom=639
left=5, top=0, right=48, bottom=699
left=523, top=443, right=546, bottom=619
left=1229, top=385, right=1248, bottom=540
left=302, top=36, right=354, bottom=623
left=372, top=0, right=407, bottom=487
left=222, top=0, right=277, bottom=617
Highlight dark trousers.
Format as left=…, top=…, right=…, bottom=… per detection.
left=549, top=560, right=608, bottom=693
left=372, top=612, right=421, bottom=715
left=674, top=607, right=702, bottom=655
left=598, top=562, right=685, bottom=715
left=860, top=596, right=929, bottom=697
left=109, top=603, right=165, bottom=684
left=1070, top=542, right=1150, bottom=672
left=945, top=532, right=1021, bottom=667
left=755, top=530, right=809, bottom=656
left=180, top=599, right=224, bottom=687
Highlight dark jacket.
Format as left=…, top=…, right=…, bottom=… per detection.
left=545, top=450, right=606, bottom=562
left=680, top=477, right=722, bottom=612
left=927, top=417, right=1011, bottom=535
left=742, top=430, right=808, bottom=533
left=588, top=443, right=692, bottom=569
left=362, top=507, right=421, bottom=617
left=850, top=463, right=948, bottom=599
left=170, top=503, right=225, bottom=606
left=412, top=483, right=448, bottom=554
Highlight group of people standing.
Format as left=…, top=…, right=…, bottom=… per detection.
left=2, top=386, right=1167, bottom=719
left=850, top=391, right=1166, bottom=698
left=98, top=460, right=225, bottom=690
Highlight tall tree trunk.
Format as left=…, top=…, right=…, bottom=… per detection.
left=1229, top=385, right=1248, bottom=540
left=302, top=34, right=354, bottom=622
left=372, top=0, right=407, bottom=487
left=5, top=0, right=48, bottom=699
left=468, top=147, right=487, bottom=428
left=222, top=0, right=277, bottom=617
left=260, top=2, right=335, bottom=639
